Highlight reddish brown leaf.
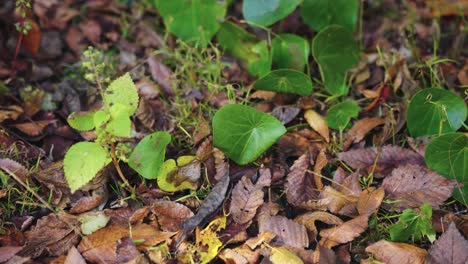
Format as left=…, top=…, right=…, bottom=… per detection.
left=319, top=186, right=359, bottom=214
left=22, top=19, right=41, bottom=55
left=426, top=222, right=468, bottom=264
left=213, top=147, right=229, bottom=181
left=259, top=215, right=309, bottom=248
left=365, top=240, right=427, bottom=264
left=313, top=149, right=327, bottom=190
left=382, top=164, right=456, bottom=211
left=0, top=246, right=23, bottom=263
left=229, top=169, right=271, bottom=225
left=151, top=200, right=194, bottom=232
left=286, top=152, right=319, bottom=207
left=343, top=117, right=385, bottom=150
left=337, top=146, right=424, bottom=178
left=295, top=212, right=343, bottom=239
left=319, top=215, right=368, bottom=248
left=147, top=56, right=174, bottom=96
left=11, top=120, right=55, bottom=136
left=357, top=187, right=385, bottom=216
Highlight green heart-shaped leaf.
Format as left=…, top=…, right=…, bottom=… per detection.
left=272, top=34, right=309, bottom=71
left=407, top=88, right=467, bottom=137
left=425, top=133, right=467, bottom=204
left=217, top=22, right=258, bottom=62
left=325, top=101, right=360, bottom=130
left=129, top=131, right=171, bottom=179
left=301, top=0, right=359, bottom=32
left=312, top=25, right=360, bottom=95
left=253, top=69, right=313, bottom=96
left=64, top=142, right=110, bottom=193
left=243, top=0, right=301, bottom=27
left=213, top=104, right=286, bottom=165
left=248, top=41, right=272, bottom=77
left=153, top=0, right=227, bottom=47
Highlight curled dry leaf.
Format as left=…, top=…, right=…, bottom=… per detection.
left=0, top=158, right=29, bottom=183
left=229, top=169, right=271, bottom=225
left=319, top=186, right=359, bottom=214
left=295, top=211, right=343, bottom=239
left=304, top=109, right=329, bottom=142
left=219, top=245, right=261, bottom=264
left=259, top=215, right=309, bottom=249
left=426, top=222, right=468, bottom=264
left=337, top=145, right=424, bottom=178
left=245, top=232, right=277, bottom=250
left=11, top=120, right=56, bottom=137
left=382, top=164, right=456, bottom=211
left=213, top=147, right=229, bottom=181
left=357, top=187, right=385, bottom=216
left=0, top=105, right=23, bottom=122
left=151, top=200, right=194, bottom=232
left=147, top=56, right=174, bottom=96
left=286, top=152, right=320, bottom=208
left=249, top=90, right=277, bottom=101
left=332, top=168, right=362, bottom=196
left=65, top=246, right=86, bottom=264
left=313, top=149, right=327, bottom=190
left=343, top=117, right=385, bottom=150
left=319, top=214, right=368, bottom=248
left=365, top=240, right=427, bottom=264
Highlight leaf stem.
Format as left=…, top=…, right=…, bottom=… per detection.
left=110, top=143, right=134, bottom=194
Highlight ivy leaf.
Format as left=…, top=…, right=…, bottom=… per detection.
left=253, top=69, right=313, bottom=96
left=389, top=203, right=436, bottom=243
left=103, top=73, right=139, bottom=117
left=301, top=0, right=359, bottom=32
left=312, top=25, right=360, bottom=95
left=68, top=111, right=95, bottom=131
left=407, top=88, right=467, bottom=137
left=425, top=133, right=467, bottom=204
left=272, top=34, right=309, bottom=71
left=153, top=0, right=227, bottom=47
left=129, top=131, right=171, bottom=179
left=325, top=101, right=360, bottom=130
left=64, top=142, right=110, bottom=193
left=213, top=104, right=286, bottom=165
left=243, top=0, right=302, bottom=27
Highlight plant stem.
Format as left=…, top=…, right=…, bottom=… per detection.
left=110, top=142, right=133, bottom=193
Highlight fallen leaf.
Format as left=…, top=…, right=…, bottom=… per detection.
left=295, top=211, right=343, bottom=239
left=147, top=56, right=174, bottom=96
left=269, top=247, right=304, bottom=264
left=64, top=246, right=86, bottom=264
left=213, top=147, right=229, bottom=181
left=286, top=152, right=320, bottom=207
left=116, top=237, right=141, bottom=263
left=357, top=187, right=385, bottom=216
left=272, top=105, right=301, bottom=124
left=319, top=214, right=368, bottom=248
left=80, top=19, right=101, bottom=45
left=426, top=222, right=468, bottom=264
left=312, top=245, right=337, bottom=264
left=11, top=120, right=55, bottom=136
left=229, top=169, right=271, bottom=225
left=426, top=0, right=468, bottom=17
left=0, top=158, right=29, bottom=183
left=365, top=240, right=427, bottom=264
left=304, top=109, right=329, bottom=142
left=343, top=117, right=385, bottom=150
left=259, top=215, right=309, bottom=248
left=313, top=149, right=327, bottom=190
left=0, top=246, right=23, bottom=263
left=80, top=212, right=110, bottom=235
left=195, top=216, right=227, bottom=263
left=382, top=164, right=456, bottom=211
left=249, top=90, right=276, bottom=101
left=320, top=186, right=359, bottom=214
left=0, top=105, right=23, bottom=122
left=332, top=168, right=362, bottom=196
left=22, top=19, right=41, bottom=55
left=151, top=200, right=194, bottom=232
left=245, top=232, right=277, bottom=250
left=337, top=146, right=424, bottom=178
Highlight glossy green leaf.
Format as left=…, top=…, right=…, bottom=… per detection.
left=389, top=203, right=436, bottom=243
left=425, top=133, right=467, bottom=204
left=407, top=88, right=467, bottom=137
left=153, top=0, right=227, bottom=47
left=129, top=131, right=171, bottom=179
left=325, top=101, right=360, bottom=130
left=68, top=111, right=95, bottom=131
left=272, top=34, right=309, bottom=71
left=216, top=22, right=258, bottom=62
left=312, top=25, right=360, bottom=95
left=103, top=73, right=139, bottom=116
left=252, top=69, right=313, bottom=96
left=243, top=0, right=301, bottom=26
left=301, top=0, right=359, bottom=32
left=213, top=104, right=286, bottom=165
left=247, top=41, right=272, bottom=77
left=64, top=142, right=110, bottom=193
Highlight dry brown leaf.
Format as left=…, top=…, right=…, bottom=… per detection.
left=229, top=169, right=271, bottom=225
left=332, top=168, right=362, bottom=196
left=337, top=146, right=424, bottom=178
left=343, top=117, right=385, bottom=150
left=313, top=149, right=327, bottom=190
left=0, top=105, right=23, bottom=122
left=151, top=200, right=194, bottom=232
left=213, top=147, right=229, bottom=181
left=458, top=62, right=468, bottom=86
left=11, top=120, right=55, bottom=136
left=357, top=187, right=385, bottom=216
left=312, top=245, right=337, bottom=264
left=64, top=246, right=86, bottom=264
left=426, top=222, right=468, bottom=264
left=69, top=186, right=107, bottom=214
left=147, top=56, right=174, bottom=96
left=136, top=98, right=156, bottom=130
left=255, top=202, right=281, bottom=223
left=245, top=232, right=277, bottom=250
left=286, top=152, right=319, bottom=207
left=259, top=215, right=309, bottom=248
left=304, top=110, right=329, bottom=143
left=382, top=164, right=456, bottom=211
left=319, top=214, right=368, bottom=248
left=80, top=19, right=101, bottom=45
left=193, top=116, right=211, bottom=145
left=295, top=212, right=343, bottom=239
left=249, top=90, right=276, bottom=101
left=426, top=0, right=468, bottom=17
left=272, top=105, right=301, bottom=125
left=365, top=240, right=427, bottom=264
left=0, top=246, right=23, bottom=263
left=219, top=245, right=261, bottom=264
left=0, top=158, right=29, bottom=183
left=116, top=237, right=141, bottom=263
left=319, top=186, right=359, bottom=214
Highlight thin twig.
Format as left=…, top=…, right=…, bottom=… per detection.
left=110, top=142, right=133, bottom=193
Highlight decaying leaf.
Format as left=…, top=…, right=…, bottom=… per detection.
left=151, top=200, right=194, bottom=232
left=0, top=105, right=23, bottom=122
left=304, top=109, right=329, bottom=142
left=332, top=168, right=362, bottom=196
left=382, top=164, right=456, bottom=211
left=312, top=245, right=337, bottom=264
left=313, top=149, right=327, bottom=190
left=319, top=214, right=368, bottom=248
left=259, top=215, right=309, bottom=248
left=0, top=158, right=29, bottom=183
left=269, top=247, right=304, bottom=264
left=365, top=240, right=427, bottom=264
left=357, top=187, right=385, bottom=216
left=343, top=117, right=385, bottom=150
left=229, top=169, right=271, bottom=225
left=426, top=222, right=468, bottom=264
left=337, top=146, right=424, bottom=178
left=65, top=246, right=86, bottom=264
left=11, top=120, right=55, bottom=136
left=319, top=186, right=359, bottom=214
left=147, top=56, right=174, bottom=96
left=272, top=105, right=301, bottom=124
left=213, top=147, right=229, bottom=181
left=245, top=232, right=277, bottom=250
left=295, top=211, right=343, bottom=239
left=195, top=215, right=227, bottom=264
left=286, top=152, right=320, bottom=207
